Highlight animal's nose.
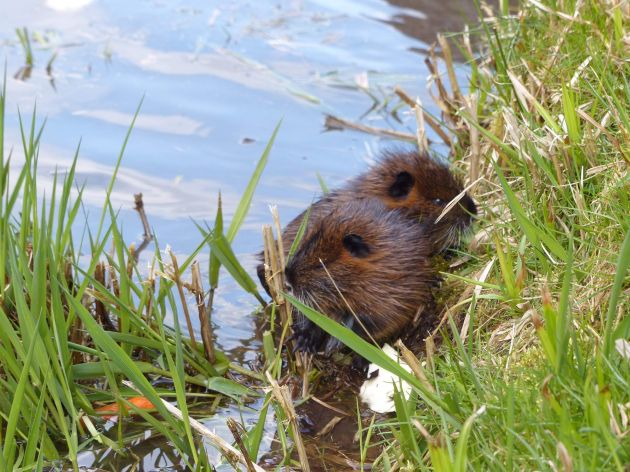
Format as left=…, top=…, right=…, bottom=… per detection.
left=463, top=194, right=477, bottom=216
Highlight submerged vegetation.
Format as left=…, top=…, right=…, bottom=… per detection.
left=0, top=0, right=628, bottom=470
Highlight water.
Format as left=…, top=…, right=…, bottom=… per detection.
left=1, top=0, right=476, bottom=468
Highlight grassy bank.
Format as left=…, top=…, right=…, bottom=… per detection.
left=286, top=0, right=629, bottom=469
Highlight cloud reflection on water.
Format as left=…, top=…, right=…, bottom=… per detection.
left=73, top=108, right=211, bottom=137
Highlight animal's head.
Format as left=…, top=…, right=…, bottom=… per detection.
left=359, top=150, right=477, bottom=253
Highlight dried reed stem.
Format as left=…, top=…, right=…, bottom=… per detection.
left=394, top=340, right=435, bottom=394
left=226, top=418, right=257, bottom=472
left=265, top=372, right=310, bottom=472
left=191, top=261, right=216, bottom=364
left=94, top=262, right=115, bottom=330
left=168, top=249, right=198, bottom=350
left=262, top=224, right=291, bottom=330
left=437, top=34, right=463, bottom=103
left=324, top=114, right=416, bottom=142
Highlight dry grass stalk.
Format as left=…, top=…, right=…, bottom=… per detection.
left=168, top=249, right=198, bottom=350
left=191, top=261, right=215, bottom=364
left=324, top=114, right=416, bottom=143
left=437, top=34, right=463, bottom=103
left=394, top=340, right=435, bottom=394
left=298, top=351, right=312, bottom=399
left=122, top=380, right=266, bottom=472
left=108, top=260, right=120, bottom=299
left=310, top=396, right=351, bottom=417
left=144, top=258, right=156, bottom=325
left=270, top=207, right=286, bottom=272
left=414, top=97, right=429, bottom=154
left=394, top=86, right=452, bottom=147
left=265, top=372, right=310, bottom=472
left=263, top=218, right=303, bottom=370
left=226, top=417, right=257, bottom=472
left=262, top=223, right=292, bottom=331
left=425, top=52, right=451, bottom=116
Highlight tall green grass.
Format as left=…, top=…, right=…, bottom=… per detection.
left=0, top=82, right=276, bottom=469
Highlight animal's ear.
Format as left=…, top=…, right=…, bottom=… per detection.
left=388, top=171, right=414, bottom=199
left=343, top=234, right=371, bottom=258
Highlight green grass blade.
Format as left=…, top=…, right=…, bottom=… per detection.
left=226, top=119, right=281, bottom=242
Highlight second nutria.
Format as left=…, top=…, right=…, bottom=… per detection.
left=284, top=198, right=435, bottom=354
left=257, top=149, right=476, bottom=293
left=351, top=149, right=477, bottom=253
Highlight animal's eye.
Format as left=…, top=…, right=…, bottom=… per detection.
left=342, top=233, right=371, bottom=258
left=433, top=198, right=445, bottom=206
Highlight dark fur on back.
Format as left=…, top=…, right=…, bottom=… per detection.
left=284, top=198, right=435, bottom=354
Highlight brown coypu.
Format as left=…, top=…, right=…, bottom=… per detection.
left=283, top=198, right=436, bottom=354
left=256, top=149, right=476, bottom=294
left=350, top=149, right=477, bottom=253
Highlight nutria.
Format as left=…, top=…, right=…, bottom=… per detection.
left=283, top=198, right=435, bottom=354
left=256, top=149, right=476, bottom=293
left=351, top=149, right=477, bottom=253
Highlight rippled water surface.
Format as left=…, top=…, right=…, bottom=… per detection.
left=2, top=0, right=476, bottom=468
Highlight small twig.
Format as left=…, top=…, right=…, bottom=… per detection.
left=122, top=381, right=265, bottom=472
left=310, top=396, right=351, bottom=417
left=168, top=249, right=198, bottom=350
left=226, top=418, right=257, bottom=472
left=133, top=193, right=154, bottom=263
left=324, top=114, right=416, bottom=142
left=315, top=416, right=343, bottom=438
left=95, top=262, right=116, bottom=330
left=192, top=261, right=216, bottom=364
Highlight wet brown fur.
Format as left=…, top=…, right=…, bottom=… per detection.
left=284, top=198, right=435, bottom=354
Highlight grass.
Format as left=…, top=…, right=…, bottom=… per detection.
left=279, top=0, right=629, bottom=469
left=0, top=76, right=279, bottom=469
left=0, top=0, right=628, bottom=470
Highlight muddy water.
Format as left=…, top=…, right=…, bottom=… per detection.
left=1, top=0, right=478, bottom=469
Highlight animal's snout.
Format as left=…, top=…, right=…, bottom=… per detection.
left=463, top=194, right=477, bottom=217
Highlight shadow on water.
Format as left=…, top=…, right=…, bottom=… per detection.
left=2, top=0, right=479, bottom=468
